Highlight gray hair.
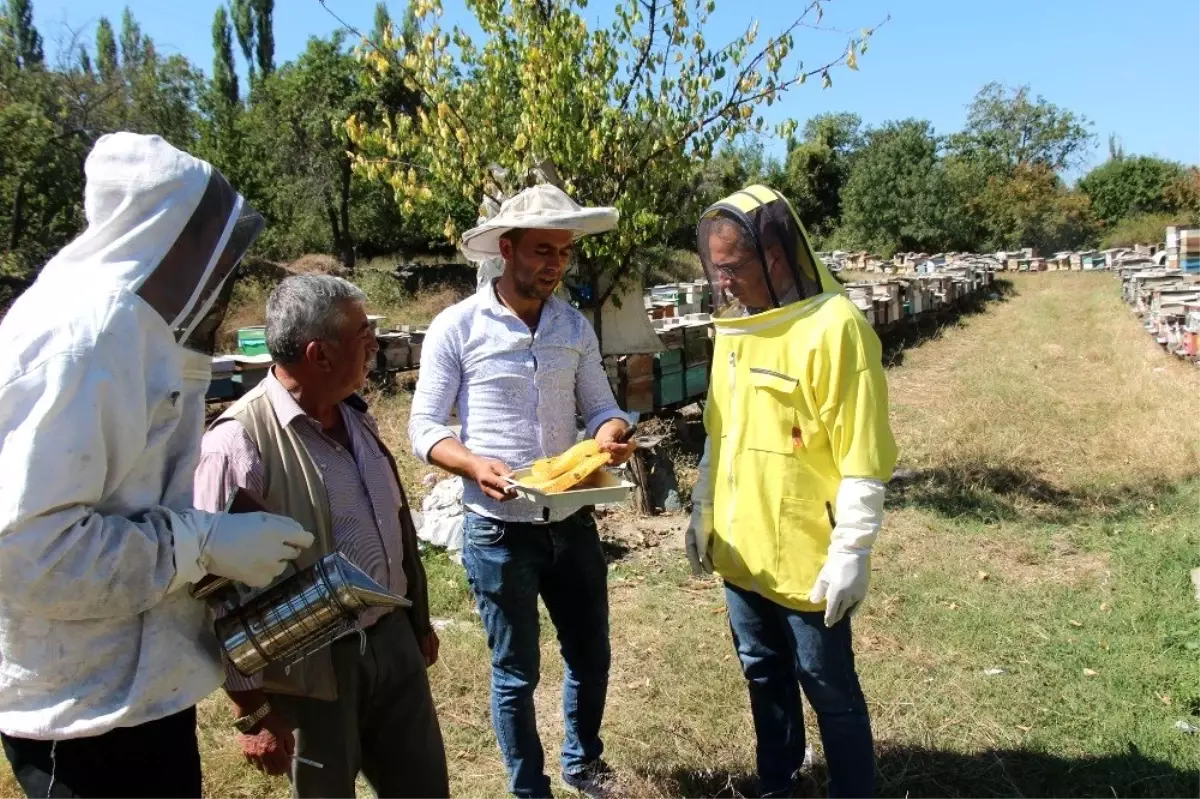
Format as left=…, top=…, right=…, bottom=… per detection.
left=266, top=275, right=367, bottom=364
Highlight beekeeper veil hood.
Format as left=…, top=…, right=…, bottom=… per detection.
left=697, top=184, right=843, bottom=318
left=39, top=132, right=263, bottom=354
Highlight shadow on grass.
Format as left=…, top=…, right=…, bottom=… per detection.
left=637, top=743, right=1197, bottom=798
left=887, top=462, right=1184, bottom=524
left=600, top=538, right=634, bottom=563
left=881, top=280, right=1017, bottom=369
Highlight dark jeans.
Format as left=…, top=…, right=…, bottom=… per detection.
left=270, top=609, right=449, bottom=798
left=1, top=706, right=201, bottom=798
left=462, top=509, right=611, bottom=799
left=725, top=581, right=875, bottom=798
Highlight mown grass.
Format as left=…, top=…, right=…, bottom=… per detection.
left=2, top=272, right=1197, bottom=798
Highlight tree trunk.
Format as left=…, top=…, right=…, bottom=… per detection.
left=324, top=192, right=341, bottom=265
left=338, top=156, right=355, bottom=271
left=9, top=176, right=26, bottom=252
left=588, top=265, right=603, bottom=354
left=628, top=449, right=654, bottom=515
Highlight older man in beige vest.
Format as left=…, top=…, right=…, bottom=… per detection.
left=194, top=275, right=448, bottom=798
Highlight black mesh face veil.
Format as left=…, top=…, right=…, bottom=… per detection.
left=177, top=202, right=264, bottom=355
left=697, top=186, right=824, bottom=318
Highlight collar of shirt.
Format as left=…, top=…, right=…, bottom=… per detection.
left=263, top=368, right=346, bottom=431
left=479, top=277, right=567, bottom=332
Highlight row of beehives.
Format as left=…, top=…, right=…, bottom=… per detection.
left=620, top=264, right=998, bottom=412
left=842, top=267, right=997, bottom=330
left=818, top=246, right=1183, bottom=276
left=643, top=263, right=996, bottom=328
left=206, top=322, right=429, bottom=403
left=1118, top=262, right=1200, bottom=364
left=208, top=264, right=996, bottom=407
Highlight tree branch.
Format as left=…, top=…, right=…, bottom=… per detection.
left=318, top=0, right=495, bottom=199
left=615, top=0, right=657, bottom=117
left=617, top=13, right=889, bottom=196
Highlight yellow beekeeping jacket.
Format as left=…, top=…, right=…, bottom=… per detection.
left=704, top=289, right=899, bottom=612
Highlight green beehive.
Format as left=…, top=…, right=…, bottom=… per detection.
left=655, top=348, right=684, bottom=373
left=653, top=372, right=685, bottom=407
left=237, top=326, right=268, bottom=356
left=685, top=364, right=710, bottom=397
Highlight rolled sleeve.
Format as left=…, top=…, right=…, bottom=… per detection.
left=576, top=323, right=631, bottom=436
left=408, top=318, right=462, bottom=463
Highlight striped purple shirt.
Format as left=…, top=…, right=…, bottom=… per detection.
left=194, top=372, right=407, bottom=691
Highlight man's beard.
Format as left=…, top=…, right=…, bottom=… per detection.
left=512, top=259, right=558, bottom=300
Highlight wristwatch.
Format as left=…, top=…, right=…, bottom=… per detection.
left=232, top=701, right=273, bottom=734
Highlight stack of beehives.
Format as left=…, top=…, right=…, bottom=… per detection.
left=1181, top=229, right=1200, bottom=274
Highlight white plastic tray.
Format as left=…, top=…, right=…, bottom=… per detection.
left=504, top=467, right=634, bottom=510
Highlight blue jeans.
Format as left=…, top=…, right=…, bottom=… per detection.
left=725, top=581, right=875, bottom=798
left=462, top=510, right=611, bottom=799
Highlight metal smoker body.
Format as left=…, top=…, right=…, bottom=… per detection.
left=199, top=551, right=410, bottom=677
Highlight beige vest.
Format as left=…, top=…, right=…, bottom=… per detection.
left=212, top=380, right=430, bottom=700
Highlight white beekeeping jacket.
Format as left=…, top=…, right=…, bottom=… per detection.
left=0, top=133, right=260, bottom=740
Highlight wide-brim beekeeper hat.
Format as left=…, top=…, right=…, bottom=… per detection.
left=459, top=183, right=619, bottom=263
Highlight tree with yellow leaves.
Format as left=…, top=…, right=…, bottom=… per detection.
left=343, top=0, right=883, bottom=321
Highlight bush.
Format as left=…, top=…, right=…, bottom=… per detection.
left=1100, top=212, right=1198, bottom=249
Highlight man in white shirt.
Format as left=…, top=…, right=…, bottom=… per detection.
left=409, top=184, right=635, bottom=798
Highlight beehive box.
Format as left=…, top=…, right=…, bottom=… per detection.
left=376, top=332, right=411, bottom=371
left=654, top=371, right=685, bottom=407
left=655, top=348, right=684, bottom=375
left=235, top=363, right=271, bottom=392
left=682, top=326, right=712, bottom=367
left=621, top=353, right=655, bottom=413
left=684, top=364, right=710, bottom=398
left=872, top=298, right=890, bottom=328
left=237, top=326, right=268, bottom=356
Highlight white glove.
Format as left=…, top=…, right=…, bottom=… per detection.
left=173, top=511, right=314, bottom=589
left=685, top=437, right=714, bottom=576
left=809, top=477, right=886, bottom=627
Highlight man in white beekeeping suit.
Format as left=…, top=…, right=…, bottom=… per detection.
left=0, top=133, right=313, bottom=798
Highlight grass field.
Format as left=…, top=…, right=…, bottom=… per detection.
left=2, top=272, right=1197, bottom=798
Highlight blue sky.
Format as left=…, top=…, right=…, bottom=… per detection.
left=37, top=0, right=1200, bottom=179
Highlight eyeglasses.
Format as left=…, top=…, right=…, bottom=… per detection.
left=710, top=254, right=761, bottom=279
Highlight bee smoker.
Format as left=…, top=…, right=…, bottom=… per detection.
left=192, top=551, right=411, bottom=677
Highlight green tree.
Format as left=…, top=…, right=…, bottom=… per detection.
left=974, top=162, right=1097, bottom=254
left=231, top=0, right=256, bottom=79
left=1078, top=155, right=1189, bottom=227
left=781, top=111, right=862, bottom=237
left=231, top=31, right=437, bottom=267
left=1164, top=166, right=1200, bottom=218
left=3, top=0, right=43, bottom=69
left=837, top=119, right=966, bottom=256
left=1, top=4, right=203, bottom=287
left=695, top=141, right=778, bottom=206
left=1100, top=212, right=1194, bottom=249
left=119, top=7, right=142, bottom=72
left=350, top=0, right=881, bottom=322
left=371, top=2, right=392, bottom=44
left=211, top=5, right=240, bottom=108
left=95, top=16, right=117, bottom=81
left=252, top=0, right=274, bottom=76
left=953, top=82, right=1094, bottom=172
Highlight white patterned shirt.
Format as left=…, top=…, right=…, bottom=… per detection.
left=409, top=280, right=630, bottom=523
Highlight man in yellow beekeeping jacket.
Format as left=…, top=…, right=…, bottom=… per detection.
left=686, top=185, right=898, bottom=798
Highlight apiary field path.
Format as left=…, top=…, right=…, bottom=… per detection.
left=2, top=272, right=1196, bottom=798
